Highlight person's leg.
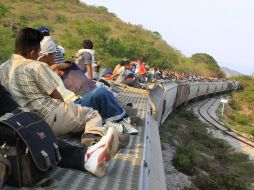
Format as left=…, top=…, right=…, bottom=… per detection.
left=58, top=126, right=119, bottom=177
left=77, top=87, right=125, bottom=122
left=44, top=102, right=105, bottom=138
left=57, top=140, right=86, bottom=171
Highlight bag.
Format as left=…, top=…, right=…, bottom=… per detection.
left=0, top=153, right=11, bottom=188
left=0, top=109, right=61, bottom=187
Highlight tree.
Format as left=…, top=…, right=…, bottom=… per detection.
left=191, top=53, right=218, bottom=66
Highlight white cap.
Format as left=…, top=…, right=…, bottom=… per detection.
left=38, top=36, right=56, bottom=60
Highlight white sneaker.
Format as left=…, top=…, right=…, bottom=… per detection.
left=120, top=121, right=139, bottom=135
left=105, top=121, right=124, bottom=134
left=122, top=117, right=131, bottom=124
left=106, top=121, right=138, bottom=135
left=84, top=127, right=119, bottom=177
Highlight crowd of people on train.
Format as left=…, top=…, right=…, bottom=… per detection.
left=0, top=26, right=226, bottom=184
left=101, top=61, right=225, bottom=86
left=0, top=27, right=139, bottom=180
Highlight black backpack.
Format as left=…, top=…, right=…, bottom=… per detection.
left=0, top=108, right=61, bottom=187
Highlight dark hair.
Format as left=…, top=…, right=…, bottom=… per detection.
left=83, top=39, right=93, bottom=49
left=120, top=59, right=130, bottom=66
left=15, top=27, right=43, bottom=57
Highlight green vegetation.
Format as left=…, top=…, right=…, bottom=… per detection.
left=161, top=108, right=254, bottom=189
left=0, top=0, right=223, bottom=77
left=223, top=76, right=254, bottom=137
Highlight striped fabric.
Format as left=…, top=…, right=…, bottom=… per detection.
left=55, top=46, right=66, bottom=64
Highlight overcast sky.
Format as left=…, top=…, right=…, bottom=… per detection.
left=82, top=0, right=254, bottom=75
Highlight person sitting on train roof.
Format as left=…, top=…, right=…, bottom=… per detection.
left=75, top=39, right=95, bottom=80
left=0, top=27, right=119, bottom=147
left=35, top=27, right=136, bottom=132
left=0, top=83, right=119, bottom=178
left=37, top=35, right=138, bottom=136
left=105, top=59, right=141, bottom=88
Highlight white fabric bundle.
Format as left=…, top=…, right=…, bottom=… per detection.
left=38, top=36, right=56, bottom=60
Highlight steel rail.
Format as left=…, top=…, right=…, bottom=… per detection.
left=197, top=97, right=254, bottom=148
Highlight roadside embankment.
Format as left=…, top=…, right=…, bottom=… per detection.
left=160, top=105, right=254, bottom=190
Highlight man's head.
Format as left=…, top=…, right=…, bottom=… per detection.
left=15, top=27, right=43, bottom=60
left=121, top=59, right=130, bottom=69
left=82, top=39, right=93, bottom=49
left=36, top=26, right=50, bottom=37
left=38, top=36, right=56, bottom=66
left=120, top=59, right=129, bottom=66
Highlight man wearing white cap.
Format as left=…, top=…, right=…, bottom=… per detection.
left=0, top=28, right=120, bottom=177
left=38, top=35, right=138, bottom=136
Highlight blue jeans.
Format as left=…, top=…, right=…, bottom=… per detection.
left=74, top=87, right=125, bottom=122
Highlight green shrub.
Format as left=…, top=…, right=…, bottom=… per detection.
left=55, top=15, right=67, bottom=23
left=231, top=112, right=250, bottom=125
left=173, top=145, right=197, bottom=175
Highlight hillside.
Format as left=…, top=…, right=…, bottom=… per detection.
left=224, top=76, right=254, bottom=136
left=0, top=0, right=223, bottom=77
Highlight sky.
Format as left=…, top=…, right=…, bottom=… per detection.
left=82, top=0, right=254, bottom=75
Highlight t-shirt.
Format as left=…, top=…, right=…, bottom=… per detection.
left=62, top=63, right=96, bottom=96
left=0, top=84, right=19, bottom=116
left=76, top=52, right=92, bottom=74
left=113, top=64, right=121, bottom=75
left=139, top=64, right=146, bottom=75
left=46, top=68, right=79, bottom=103
left=116, top=66, right=126, bottom=83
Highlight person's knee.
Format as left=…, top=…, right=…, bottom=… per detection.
left=94, top=87, right=108, bottom=98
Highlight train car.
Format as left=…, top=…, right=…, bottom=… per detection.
left=227, top=81, right=233, bottom=91
left=222, top=81, right=228, bottom=92
left=207, top=82, right=217, bottom=95
left=215, top=81, right=223, bottom=93
left=149, top=83, right=164, bottom=125
left=174, top=81, right=190, bottom=108
left=197, top=81, right=209, bottom=97
left=159, top=80, right=178, bottom=124
left=188, top=82, right=199, bottom=101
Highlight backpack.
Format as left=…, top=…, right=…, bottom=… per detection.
left=0, top=108, right=61, bottom=187
left=0, top=153, right=11, bottom=188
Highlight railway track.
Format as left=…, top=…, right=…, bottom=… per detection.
left=197, top=97, right=254, bottom=148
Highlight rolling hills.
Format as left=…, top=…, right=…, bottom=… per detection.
left=0, top=0, right=223, bottom=77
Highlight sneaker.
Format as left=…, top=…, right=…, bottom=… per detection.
left=106, top=121, right=138, bottom=135
left=84, top=127, right=119, bottom=177
left=105, top=121, right=124, bottom=133
left=120, top=121, right=139, bottom=135
left=104, top=122, right=130, bottom=148
left=122, top=117, right=131, bottom=124
left=81, top=133, right=102, bottom=147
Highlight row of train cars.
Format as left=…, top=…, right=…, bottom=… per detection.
left=139, top=80, right=240, bottom=190
left=149, top=80, right=240, bottom=126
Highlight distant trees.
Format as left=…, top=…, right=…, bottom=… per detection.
left=0, top=1, right=224, bottom=78
left=191, top=53, right=218, bottom=66
left=191, top=53, right=225, bottom=78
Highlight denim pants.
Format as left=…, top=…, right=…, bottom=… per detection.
left=74, top=87, right=125, bottom=122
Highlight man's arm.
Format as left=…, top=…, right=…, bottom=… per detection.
left=49, top=89, right=64, bottom=102
left=51, top=62, right=71, bottom=70
left=86, top=64, right=93, bottom=80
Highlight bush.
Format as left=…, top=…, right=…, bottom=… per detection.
left=231, top=112, right=250, bottom=125
left=55, top=15, right=67, bottom=23
left=173, top=145, right=197, bottom=175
